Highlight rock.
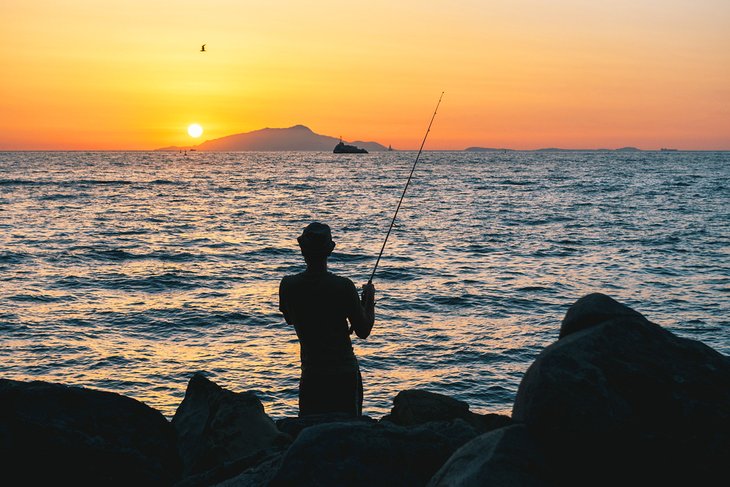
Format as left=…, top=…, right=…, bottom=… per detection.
left=210, top=451, right=286, bottom=487
left=175, top=448, right=286, bottom=487
left=382, top=389, right=511, bottom=434
left=428, top=424, right=549, bottom=487
left=171, top=373, right=290, bottom=479
left=269, top=419, right=480, bottom=486
left=559, top=292, right=646, bottom=338
left=0, top=378, right=180, bottom=485
left=513, top=293, right=730, bottom=485
left=276, top=413, right=376, bottom=439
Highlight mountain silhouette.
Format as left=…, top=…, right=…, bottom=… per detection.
left=158, top=125, right=388, bottom=152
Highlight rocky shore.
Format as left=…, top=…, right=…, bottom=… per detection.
left=2, top=293, right=729, bottom=486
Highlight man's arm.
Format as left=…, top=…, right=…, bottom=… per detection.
left=279, top=279, right=292, bottom=326
left=348, top=282, right=375, bottom=339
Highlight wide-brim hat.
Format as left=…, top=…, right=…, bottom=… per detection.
left=297, top=222, right=336, bottom=255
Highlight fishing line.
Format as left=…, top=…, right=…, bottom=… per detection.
left=368, top=92, right=444, bottom=284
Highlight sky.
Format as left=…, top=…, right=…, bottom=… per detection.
left=1, top=0, right=728, bottom=150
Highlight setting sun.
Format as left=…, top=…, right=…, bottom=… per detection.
left=187, top=124, right=203, bottom=138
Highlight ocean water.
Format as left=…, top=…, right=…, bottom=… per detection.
left=1, top=150, right=728, bottom=419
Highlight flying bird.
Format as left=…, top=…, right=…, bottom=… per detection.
left=200, top=44, right=206, bottom=52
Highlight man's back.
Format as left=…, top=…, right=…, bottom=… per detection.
left=279, top=269, right=361, bottom=371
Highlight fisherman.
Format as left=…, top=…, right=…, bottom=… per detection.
left=279, top=222, right=375, bottom=417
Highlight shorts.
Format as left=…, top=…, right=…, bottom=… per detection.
left=299, top=364, right=363, bottom=417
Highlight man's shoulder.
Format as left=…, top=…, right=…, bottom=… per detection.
left=326, top=272, right=356, bottom=287
left=280, top=271, right=355, bottom=289
left=280, top=272, right=306, bottom=286
left=280, top=272, right=302, bottom=282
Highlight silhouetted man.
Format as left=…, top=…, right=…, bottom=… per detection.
left=279, top=222, right=375, bottom=417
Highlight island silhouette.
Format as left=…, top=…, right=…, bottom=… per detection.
left=158, top=125, right=388, bottom=152
left=158, top=125, right=664, bottom=152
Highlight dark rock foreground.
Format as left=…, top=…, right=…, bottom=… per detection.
left=428, top=424, right=547, bottom=487
left=382, top=389, right=511, bottom=434
left=1, top=293, right=728, bottom=486
left=512, top=293, right=730, bottom=486
left=172, top=373, right=290, bottom=478
left=270, top=419, right=479, bottom=486
left=0, top=378, right=179, bottom=485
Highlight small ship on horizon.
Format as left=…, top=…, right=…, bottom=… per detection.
left=333, top=138, right=368, bottom=154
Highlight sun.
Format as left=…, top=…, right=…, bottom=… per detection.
left=187, top=123, right=203, bottom=138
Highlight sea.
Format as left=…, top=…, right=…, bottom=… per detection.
left=1, top=150, right=728, bottom=420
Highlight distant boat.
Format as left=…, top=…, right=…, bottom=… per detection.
left=660, top=148, right=678, bottom=152
left=333, top=140, right=368, bottom=154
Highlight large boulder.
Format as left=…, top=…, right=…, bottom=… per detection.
left=171, top=373, right=289, bottom=479
left=269, top=419, right=480, bottom=486
left=382, top=389, right=511, bottom=434
left=512, top=293, right=730, bottom=485
left=0, top=378, right=180, bottom=485
left=558, top=292, right=647, bottom=338
left=428, top=424, right=549, bottom=487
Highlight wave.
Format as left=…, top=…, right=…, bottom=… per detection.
left=498, top=179, right=535, bottom=186
left=0, top=178, right=185, bottom=187
left=65, top=179, right=134, bottom=186
left=79, top=309, right=270, bottom=332
left=95, top=229, right=150, bottom=236
left=0, top=179, right=51, bottom=186
left=463, top=243, right=501, bottom=254
left=202, top=242, right=238, bottom=249
left=54, top=271, right=208, bottom=292
left=445, top=349, right=502, bottom=364
left=8, top=294, right=74, bottom=303
left=149, top=179, right=185, bottom=185
left=0, top=314, right=20, bottom=328
left=60, top=247, right=207, bottom=263
left=0, top=251, right=30, bottom=264
left=38, top=193, right=82, bottom=201
left=331, top=252, right=373, bottom=263
left=88, top=355, right=133, bottom=369
left=432, top=293, right=481, bottom=308
left=373, top=268, right=420, bottom=281
left=516, top=285, right=555, bottom=293
left=243, top=246, right=294, bottom=258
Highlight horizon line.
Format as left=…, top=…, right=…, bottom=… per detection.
left=2, top=148, right=730, bottom=153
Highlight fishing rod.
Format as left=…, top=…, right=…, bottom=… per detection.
left=368, top=92, right=444, bottom=285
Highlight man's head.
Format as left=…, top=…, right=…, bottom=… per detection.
left=297, top=222, right=335, bottom=261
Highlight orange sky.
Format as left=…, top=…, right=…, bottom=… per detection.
left=1, top=1, right=728, bottom=150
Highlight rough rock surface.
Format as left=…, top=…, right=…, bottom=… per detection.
left=0, top=378, right=180, bottom=485
left=513, top=293, right=730, bottom=485
left=276, top=413, right=376, bottom=439
left=382, top=389, right=511, bottom=434
left=209, top=451, right=286, bottom=487
left=174, top=448, right=286, bottom=487
left=172, top=373, right=289, bottom=478
left=269, top=419, right=480, bottom=486
left=428, top=424, right=548, bottom=487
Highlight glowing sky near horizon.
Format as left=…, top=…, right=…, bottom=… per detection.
left=1, top=0, right=728, bottom=150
